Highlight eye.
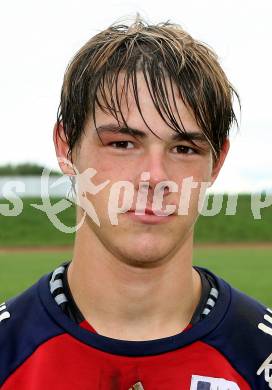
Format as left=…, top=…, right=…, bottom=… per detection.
left=172, top=145, right=196, bottom=154
left=109, top=141, right=134, bottom=149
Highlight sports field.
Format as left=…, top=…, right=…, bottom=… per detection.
left=0, top=247, right=271, bottom=307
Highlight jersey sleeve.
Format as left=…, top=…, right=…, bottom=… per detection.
left=203, top=283, right=272, bottom=389
left=0, top=276, right=63, bottom=387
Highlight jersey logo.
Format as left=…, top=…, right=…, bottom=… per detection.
left=190, top=375, right=240, bottom=389
left=257, top=353, right=272, bottom=389
left=0, top=302, right=11, bottom=323
left=258, top=308, right=272, bottom=336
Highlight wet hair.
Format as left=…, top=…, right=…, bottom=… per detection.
left=56, top=15, right=240, bottom=161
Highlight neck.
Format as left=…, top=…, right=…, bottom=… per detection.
left=68, top=225, right=201, bottom=341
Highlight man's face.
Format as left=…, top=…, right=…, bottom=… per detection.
left=69, top=73, right=227, bottom=266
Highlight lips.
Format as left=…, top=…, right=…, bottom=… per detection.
left=143, top=208, right=155, bottom=215
left=125, top=208, right=176, bottom=224
left=128, top=207, right=176, bottom=216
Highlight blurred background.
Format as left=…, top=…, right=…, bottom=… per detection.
left=0, top=0, right=271, bottom=305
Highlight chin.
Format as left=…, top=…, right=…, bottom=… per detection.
left=116, top=241, right=175, bottom=268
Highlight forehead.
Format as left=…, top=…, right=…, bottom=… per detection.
left=92, top=71, right=203, bottom=139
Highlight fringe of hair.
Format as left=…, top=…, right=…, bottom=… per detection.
left=57, top=16, right=240, bottom=161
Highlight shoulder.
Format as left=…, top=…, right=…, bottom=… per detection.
left=219, top=278, right=272, bottom=347
left=204, top=270, right=272, bottom=388
left=0, top=274, right=63, bottom=386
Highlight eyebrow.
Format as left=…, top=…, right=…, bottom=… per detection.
left=96, top=124, right=208, bottom=143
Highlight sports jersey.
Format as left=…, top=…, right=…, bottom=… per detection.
left=0, top=266, right=272, bottom=389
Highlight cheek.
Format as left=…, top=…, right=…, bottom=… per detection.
left=175, top=164, right=213, bottom=187
left=95, top=160, right=138, bottom=186
left=74, top=148, right=117, bottom=183
left=192, top=158, right=213, bottom=183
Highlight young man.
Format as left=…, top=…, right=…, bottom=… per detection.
left=1, top=17, right=271, bottom=390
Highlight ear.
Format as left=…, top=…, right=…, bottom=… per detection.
left=210, top=139, right=230, bottom=185
left=53, top=122, right=75, bottom=176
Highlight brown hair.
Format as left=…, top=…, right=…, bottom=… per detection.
left=56, top=16, right=240, bottom=161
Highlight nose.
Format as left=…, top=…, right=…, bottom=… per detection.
left=136, top=148, right=170, bottom=194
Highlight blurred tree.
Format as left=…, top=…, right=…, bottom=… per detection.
left=0, top=163, right=61, bottom=176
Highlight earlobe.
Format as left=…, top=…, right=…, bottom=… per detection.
left=53, top=122, right=75, bottom=176
left=211, top=139, right=230, bottom=184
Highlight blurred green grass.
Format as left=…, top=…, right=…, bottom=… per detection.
left=195, top=194, right=272, bottom=242
left=194, top=247, right=272, bottom=307
left=0, top=197, right=76, bottom=246
left=0, top=248, right=271, bottom=307
left=0, top=195, right=271, bottom=246
left=0, top=252, right=72, bottom=301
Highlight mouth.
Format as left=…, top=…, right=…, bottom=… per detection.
left=125, top=208, right=176, bottom=224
